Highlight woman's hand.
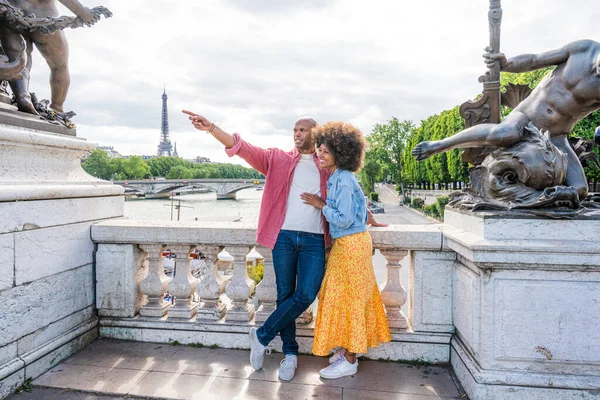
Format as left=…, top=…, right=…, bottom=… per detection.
left=182, top=110, right=214, bottom=132
left=301, top=193, right=326, bottom=209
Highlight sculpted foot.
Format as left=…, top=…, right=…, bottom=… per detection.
left=412, top=141, right=443, bottom=161
left=16, top=97, right=39, bottom=115
left=49, top=103, right=64, bottom=113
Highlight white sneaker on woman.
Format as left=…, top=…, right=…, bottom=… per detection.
left=319, top=356, right=358, bottom=379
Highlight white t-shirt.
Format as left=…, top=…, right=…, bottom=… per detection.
left=281, top=154, right=324, bottom=234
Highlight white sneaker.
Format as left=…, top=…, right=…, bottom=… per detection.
left=249, top=327, right=271, bottom=370
left=319, top=356, right=358, bottom=379
left=278, top=354, right=297, bottom=381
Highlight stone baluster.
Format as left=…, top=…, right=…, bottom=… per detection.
left=167, top=245, right=198, bottom=319
left=139, top=244, right=172, bottom=317
left=254, top=246, right=277, bottom=323
left=380, top=249, right=409, bottom=329
left=225, top=245, right=255, bottom=322
left=196, top=245, right=227, bottom=321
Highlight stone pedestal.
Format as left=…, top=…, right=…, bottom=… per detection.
left=442, top=208, right=600, bottom=399
left=0, top=123, right=124, bottom=399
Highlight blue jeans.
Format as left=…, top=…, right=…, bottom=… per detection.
left=256, top=230, right=326, bottom=355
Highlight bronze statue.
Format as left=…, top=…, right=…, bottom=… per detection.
left=0, top=0, right=109, bottom=115
left=412, top=39, right=600, bottom=209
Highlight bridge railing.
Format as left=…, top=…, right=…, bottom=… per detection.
left=91, top=220, right=454, bottom=361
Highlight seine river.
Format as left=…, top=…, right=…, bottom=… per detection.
left=124, top=188, right=263, bottom=223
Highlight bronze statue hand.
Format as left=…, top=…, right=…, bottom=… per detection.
left=79, top=7, right=97, bottom=25
left=483, top=46, right=507, bottom=70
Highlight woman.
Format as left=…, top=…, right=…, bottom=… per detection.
left=301, top=121, right=391, bottom=379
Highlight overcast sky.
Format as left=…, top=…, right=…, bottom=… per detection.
left=35, top=0, right=599, bottom=164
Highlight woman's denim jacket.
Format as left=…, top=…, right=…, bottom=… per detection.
left=321, top=169, right=367, bottom=239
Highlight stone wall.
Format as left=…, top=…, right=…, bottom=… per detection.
left=0, top=126, right=124, bottom=399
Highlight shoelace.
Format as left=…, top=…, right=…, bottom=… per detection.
left=332, top=348, right=346, bottom=360
left=329, top=355, right=347, bottom=369
left=280, top=356, right=297, bottom=368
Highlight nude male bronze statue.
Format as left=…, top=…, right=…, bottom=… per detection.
left=412, top=39, right=600, bottom=205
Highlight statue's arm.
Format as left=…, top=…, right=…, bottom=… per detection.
left=503, top=47, right=570, bottom=73
left=57, top=0, right=95, bottom=22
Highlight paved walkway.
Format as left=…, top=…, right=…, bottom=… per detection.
left=14, top=339, right=465, bottom=400
left=373, top=184, right=434, bottom=225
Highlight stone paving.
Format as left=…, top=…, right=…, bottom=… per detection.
left=12, top=339, right=465, bottom=400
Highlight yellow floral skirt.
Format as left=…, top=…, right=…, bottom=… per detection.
left=312, top=230, right=392, bottom=356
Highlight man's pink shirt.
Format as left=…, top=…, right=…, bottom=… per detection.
left=225, top=133, right=331, bottom=249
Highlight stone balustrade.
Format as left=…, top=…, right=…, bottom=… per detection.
left=91, top=219, right=454, bottom=363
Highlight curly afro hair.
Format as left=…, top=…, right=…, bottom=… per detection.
left=312, top=121, right=367, bottom=172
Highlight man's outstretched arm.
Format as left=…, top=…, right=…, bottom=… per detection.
left=182, top=110, right=235, bottom=148
left=182, top=110, right=271, bottom=175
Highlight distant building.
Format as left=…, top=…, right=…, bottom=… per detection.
left=195, top=156, right=211, bottom=164
left=97, top=146, right=123, bottom=158
left=157, top=88, right=174, bottom=156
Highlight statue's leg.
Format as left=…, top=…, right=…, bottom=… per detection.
left=31, top=30, right=69, bottom=113
left=412, top=111, right=529, bottom=161
left=553, top=136, right=589, bottom=201
left=0, top=28, right=37, bottom=115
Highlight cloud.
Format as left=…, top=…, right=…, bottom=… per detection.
left=15, top=0, right=599, bottom=162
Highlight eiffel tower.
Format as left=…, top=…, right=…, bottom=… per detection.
left=157, top=88, right=173, bottom=156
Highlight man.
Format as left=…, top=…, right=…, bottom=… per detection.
left=0, top=0, right=100, bottom=114
left=182, top=110, right=386, bottom=381
left=412, top=39, right=600, bottom=201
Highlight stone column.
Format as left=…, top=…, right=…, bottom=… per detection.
left=225, top=245, right=255, bottom=322
left=196, top=245, right=226, bottom=321
left=254, top=247, right=277, bottom=323
left=167, top=245, right=198, bottom=319
left=380, top=249, right=409, bottom=329
left=139, top=243, right=172, bottom=317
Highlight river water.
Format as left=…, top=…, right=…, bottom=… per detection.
left=124, top=188, right=263, bottom=224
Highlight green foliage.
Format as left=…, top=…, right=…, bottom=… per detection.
left=370, top=192, right=379, bottom=202
left=122, top=156, right=151, bottom=179
left=247, top=262, right=264, bottom=287
left=402, top=107, right=468, bottom=187
left=82, top=149, right=116, bottom=180
left=359, top=154, right=381, bottom=193
left=82, top=151, right=264, bottom=181
left=572, top=110, right=600, bottom=182
left=412, top=197, right=424, bottom=209
left=362, top=117, right=414, bottom=188
left=14, top=378, right=33, bottom=394
left=435, top=196, right=450, bottom=220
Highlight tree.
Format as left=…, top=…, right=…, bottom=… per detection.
left=122, top=156, right=151, bottom=179
left=367, top=118, right=414, bottom=185
left=360, top=155, right=381, bottom=193
left=82, top=149, right=115, bottom=180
